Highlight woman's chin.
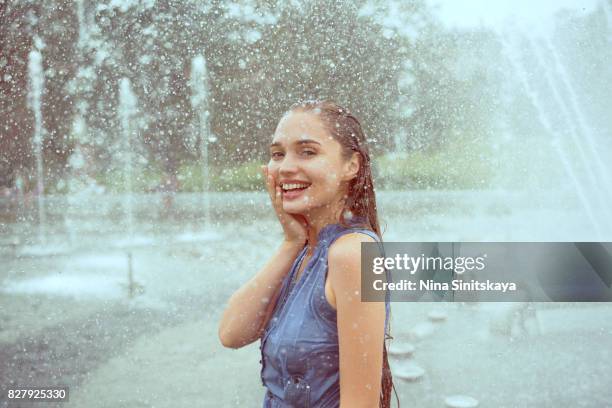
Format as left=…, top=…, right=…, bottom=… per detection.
left=282, top=203, right=306, bottom=214
left=282, top=198, right=313, bottom=214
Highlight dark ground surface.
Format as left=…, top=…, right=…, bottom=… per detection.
left=0, top=300, right=191, bottom=408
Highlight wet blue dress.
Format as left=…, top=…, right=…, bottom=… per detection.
left=259, top=220, right=391, bottom=408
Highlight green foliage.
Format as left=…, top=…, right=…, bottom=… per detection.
left=42, top=161, right=265, bottom=194
left=375, top=134, right=493, bottom=190
left=0, top=0, right=417, bottom=185
left=94, top=166, right=164, bottom=193
left=177, top=162, right=264, bottom=192
left=174, top=163, right=204, bottom=193
left=84, top=141, right=495, bottom=192
left=215, top=161, right=264, bottom=192
left=4, top=0, right=604, bottom=193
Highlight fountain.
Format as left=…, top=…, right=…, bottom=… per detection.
left=444, top=395, right=479, bottom=408
left=524, top=35, right=610, bottom=223
left=388, top=341, right=415, bottom=358
left=394, top=361, right=425, bottom=382
left=530, top=33, right=612, bottom=204
left=497, top=29, right=610, bottom=239
left=117, top=77, right=143, bottom=297
left=58, top=0, right=102, bottom=251
left=190, top=54, right=211, bottom=229
left=541, top=33, right=612, bottom=201
left=27, top=40, right=46, bottom=244
left=118, top=77, right=137, bottom=240
left=75, top=0, right=89, bottom=48
left=603, top=0, right=612, bottom=42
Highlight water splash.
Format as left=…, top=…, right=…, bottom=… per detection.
left=497, top=29, right=609, bottom=239
left=118, top=78, right=138, bottom=239
left=525, top=35, right=610, bottom=214
left=190, top=55, right=211, bottom=229
left=27, top=42, right=46, bottom=244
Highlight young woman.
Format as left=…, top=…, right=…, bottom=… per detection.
left=218, top=100, right=397, bottom=407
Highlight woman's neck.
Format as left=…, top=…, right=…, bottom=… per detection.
left=303, top=200, right=345, bottom=255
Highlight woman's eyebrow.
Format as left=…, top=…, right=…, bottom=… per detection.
left=270, top=139, right=321, bottom=148
left=295, top=139, right=321, bottom=146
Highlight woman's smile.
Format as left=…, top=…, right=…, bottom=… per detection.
left=280, top=180, right=311, bottom=200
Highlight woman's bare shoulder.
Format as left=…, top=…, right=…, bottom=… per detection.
left=328, top=232, right=376, bottom=267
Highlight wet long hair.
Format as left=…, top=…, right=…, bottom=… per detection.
left=290, top=99, right=400, bottom=408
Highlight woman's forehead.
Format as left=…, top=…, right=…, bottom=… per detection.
left=272, top=111, right=334, bottom=144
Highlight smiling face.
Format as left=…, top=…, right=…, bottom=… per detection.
left=268, top=110, right=359, bottom=221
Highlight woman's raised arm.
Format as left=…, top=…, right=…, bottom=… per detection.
left=218, top=240, right=304, bottom=348
left=218, top=166, right=308, bottom=349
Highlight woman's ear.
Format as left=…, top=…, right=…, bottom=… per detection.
left=343, top=152, right=360, bottom=181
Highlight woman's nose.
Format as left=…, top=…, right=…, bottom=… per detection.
left=278, top=153, right=299, bottom=175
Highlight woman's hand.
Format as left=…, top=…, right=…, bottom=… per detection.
left=262, top=165, right=308, bottom=245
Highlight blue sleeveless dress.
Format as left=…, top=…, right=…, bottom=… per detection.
left=259, top=220, right=391, bottom=408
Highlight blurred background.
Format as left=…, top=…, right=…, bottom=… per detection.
left=1, top=0, right=611, bottom=407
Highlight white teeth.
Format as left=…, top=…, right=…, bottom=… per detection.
left=282, top=183, right=310, bottom=190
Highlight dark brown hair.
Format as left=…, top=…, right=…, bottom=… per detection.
left=290, top=99, right=399, bottom=408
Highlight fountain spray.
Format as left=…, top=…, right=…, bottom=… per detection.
left=190, top=54, right=211, bottom=229
left=27, top=41, right=46, bottom=244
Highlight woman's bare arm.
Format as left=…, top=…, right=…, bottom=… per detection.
left=219, top=165, right=308, bottom=349
left=328, top=233, right=386, bottom=408
left=218, top=240, right=303, bottom=349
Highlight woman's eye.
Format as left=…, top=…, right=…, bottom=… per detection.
left=302, top=150, right=316, bottom=156
left=271, top=151, right=284, bottom=159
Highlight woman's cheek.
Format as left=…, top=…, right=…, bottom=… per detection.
left=267, top=161, right=277, bottom=174
left=325, top=172, right=340, bottom=190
